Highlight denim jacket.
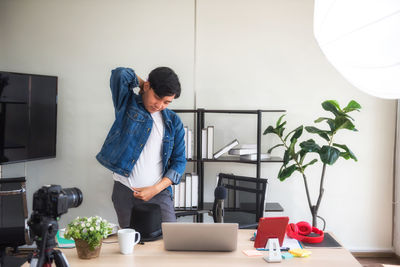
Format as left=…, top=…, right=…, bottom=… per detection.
left=96, top=67, right=186, bottom=192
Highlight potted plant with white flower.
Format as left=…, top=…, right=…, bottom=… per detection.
left=64, top=216, right=112, bottom=259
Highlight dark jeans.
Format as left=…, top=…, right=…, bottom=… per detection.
left=111, top=181, right=176, bottom=228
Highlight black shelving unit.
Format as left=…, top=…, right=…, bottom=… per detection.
left=173, top=108, right=286, bottom=221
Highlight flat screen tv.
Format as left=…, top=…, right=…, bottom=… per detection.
left=0, top=71, right=57, bottom=164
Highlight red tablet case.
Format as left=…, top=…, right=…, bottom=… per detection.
left=254, top=216, right=289, bottom=248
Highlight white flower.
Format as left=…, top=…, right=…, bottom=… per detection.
left=86, top=223, right=90, bottom=227
left=96, top=226, right=100, bottom=231
left=82, top=228, right=87, bottom=233
left=81, top=223, right=85, bottom=227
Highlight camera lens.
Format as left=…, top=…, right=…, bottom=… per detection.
left=62, top=187, right=83, bottom=208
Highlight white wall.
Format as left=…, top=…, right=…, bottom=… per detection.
left=0, top=0, right=396, bottom=252
left=195, top=0, right=396, bottom=252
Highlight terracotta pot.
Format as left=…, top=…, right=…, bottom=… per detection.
left=74, top=239, right=102, bottom=259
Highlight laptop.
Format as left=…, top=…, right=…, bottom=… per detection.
left=162, top=223, right=238, bottom=252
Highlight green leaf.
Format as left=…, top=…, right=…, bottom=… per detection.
left=283, top=150, right=290, bottom=165
left=326, top=119, right=335, bottom=132
left=283, top=125, right=303, bottom=142
left=343, top=100, right=361, bottom=113
left=288, top=138, right=297, bottom=158
left=276, top=114, right=286, bottom=128
left=322, top=100, right=341, bottom=115
left=324, top=100, right=341, bottom=110
left=278, top=164, right=297, bottom=181
left=302, top=159, right=318, bottom=170
left=276, top=121, right=287, bottom=130
left=270, top=115, right=287, bottom=137
left=299, top=149, right=307, bottom=165
left=334, top=116, right=357, bottom=131
left=314, top=117, right=329, bottom=123
left=263, top=126, right=276, bottom=135
left=299, top=139, right=321, bottom=153
left=319, top=146, right=340, bottom=165
left=319, top=132, right=331, bottom=142
left=267, top=144, right=284, bottom=153
left=305, top=126, right=331, bottom=142
left=305, top=126, right=325, bottom=134
left=277, top=125, right=286, bottom=137
left=333, top=143, right=358, bottom=161
left=291, top=126, right=303, bottom=142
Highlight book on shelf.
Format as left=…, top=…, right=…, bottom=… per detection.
left=185, top=173, right=192, bottom=208
left=184, top=127, right=194, bottom=159
left=201, top=128, right=207, bottom=159
left=191, top=173, right=198, bottom=207
left=184, top=126, right=188, bottom=158
left=229, top=146, right=257, bottom=155
left=213, top=139, right=239, bottom=159
left=173, top=184, right=180, bottom=207
left=187, top=129, right=193, bottom=159
left=207, top=126, right=214, bottom=159
left=174, top=173, right=199, bottom=208
left=240, top=153, right=271, bottom=161
left=179, top=179, right=185, bottom=208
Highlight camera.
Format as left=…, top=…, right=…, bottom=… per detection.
left=31, top=185, right=83, bottom=218
left=27, top=185, right=83, bottom=267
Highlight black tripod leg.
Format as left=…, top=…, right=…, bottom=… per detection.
left=36, top=225, right=49, bottom=267
left=53, top=250, right=69, bottom=267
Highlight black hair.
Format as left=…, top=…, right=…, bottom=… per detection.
left=148, top=67, right=181, bottom=99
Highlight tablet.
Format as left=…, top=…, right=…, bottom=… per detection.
left=254, top=216, right=289, bottom=248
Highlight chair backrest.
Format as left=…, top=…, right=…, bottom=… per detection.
left=0, top=177, right=28, bottom=248
left=215, top=173, right=268, bottom=229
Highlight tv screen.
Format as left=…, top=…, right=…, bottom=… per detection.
left=0, top=71, right=57, bottom=164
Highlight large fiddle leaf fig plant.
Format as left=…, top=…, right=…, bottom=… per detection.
left=264, top=100, right=361, bottom=228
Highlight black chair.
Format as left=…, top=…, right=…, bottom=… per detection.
left=0, top=177, right=30, bottom=265
left=216, top=173, right=268, bottom=229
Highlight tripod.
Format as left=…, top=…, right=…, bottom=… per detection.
left=28, top=216, right=69, bottom=267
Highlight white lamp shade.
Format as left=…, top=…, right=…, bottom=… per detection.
left=314, top=0, right=400, bottom=99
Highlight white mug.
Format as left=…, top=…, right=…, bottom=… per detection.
left=117, top=228, right=141, bottom=254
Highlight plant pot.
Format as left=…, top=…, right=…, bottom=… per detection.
left=74, top=239, right=102, bottom=259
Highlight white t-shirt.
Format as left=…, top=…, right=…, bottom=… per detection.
left=113, top=111, right=164, bottom=190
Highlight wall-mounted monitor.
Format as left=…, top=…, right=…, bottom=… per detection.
left=0, top=71, right=57, bottom=164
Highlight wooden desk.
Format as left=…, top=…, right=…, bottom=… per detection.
left=57, top=230, right=361, bottom=267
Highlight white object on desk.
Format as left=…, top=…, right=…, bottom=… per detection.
left=117, top=229, right=141, bottom=255
left=263, top=238, right=282, bottom=263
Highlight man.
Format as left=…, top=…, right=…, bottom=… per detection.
left=96, top=67, right=186, bottom=227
